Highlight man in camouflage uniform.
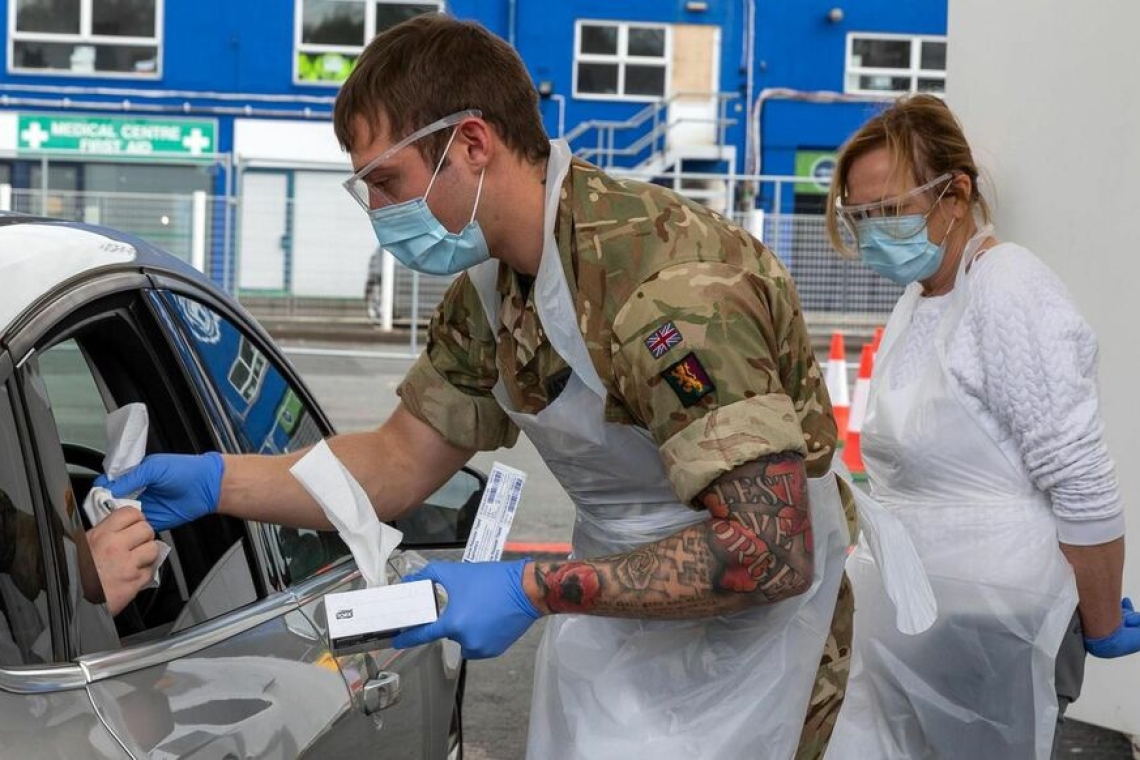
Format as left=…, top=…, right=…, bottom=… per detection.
left=400, top=148, right=856, bottom=758
left=104, top=14, right=853, bottom=759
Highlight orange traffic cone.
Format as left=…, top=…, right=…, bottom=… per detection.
left=871, top=325, right=885, bottom=355
left=825, top=332, right=850, bottom=442
left=842, top=343, right=875, bottom=477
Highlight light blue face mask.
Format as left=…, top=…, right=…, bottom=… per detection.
left=367, top=125, right=489, bottom=276
left=856, top=215, right=955, bottom=286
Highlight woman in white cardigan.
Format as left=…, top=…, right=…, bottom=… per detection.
left=823, top=95, right=1136, bottom=760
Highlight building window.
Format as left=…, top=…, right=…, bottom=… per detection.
left=9, top=0, right=162, bottom=78
left=845, top=33, right=946, bottom=96
left=295, top=0, right=442, bottom=86
left=574, top=20, right=670, bottom=100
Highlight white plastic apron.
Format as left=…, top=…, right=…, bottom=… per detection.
left=468, top=141, right=849, bottom=760
left=827, top=228, right=1079, bottom=760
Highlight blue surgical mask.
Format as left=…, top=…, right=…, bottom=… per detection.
left=368, top=127, right=489, bottom=276
left=857, top=216, right=955, bottom=286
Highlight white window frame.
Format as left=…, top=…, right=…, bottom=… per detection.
left=293, top=0, right=444, bottom=87
left=573, top=20, right=672, bottom=102
left=7, top=0, right=164, bottom=79
left=844, top=32, right=946, bottom=97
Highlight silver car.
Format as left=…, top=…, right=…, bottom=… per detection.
left=0, top=213, right=478, bottom=758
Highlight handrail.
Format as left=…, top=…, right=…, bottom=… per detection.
left=563, top=102, right=659, bottom=143
left=575, top=116, right=738, bottom=164
left=565, top=92, right=739, bottom=171
left=563, top=92, right=738, bottom=145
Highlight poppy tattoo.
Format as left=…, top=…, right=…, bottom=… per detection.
left=538, top=562, right=603, bottom=613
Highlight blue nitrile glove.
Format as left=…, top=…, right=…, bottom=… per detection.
left=392, top=560, right=541, bottom=659
left=1084, top=598, right=1140, bottom=658
left=95, top=452, right=224, bottom=531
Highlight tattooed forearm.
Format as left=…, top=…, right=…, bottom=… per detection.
left=528, top=452, right=813, bottom=618
left=699, top=452, right=813, bottom=598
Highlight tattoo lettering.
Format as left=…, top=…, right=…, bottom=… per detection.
left=713, top=453, right=807, bottom=512
left=697, top=452, right=812, bottom=601
left=778, top=506, right=813, bottom=552
left=709, top=519, right=774, bottom=592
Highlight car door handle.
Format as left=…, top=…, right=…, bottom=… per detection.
left=361, top=671, right=401, bottom=714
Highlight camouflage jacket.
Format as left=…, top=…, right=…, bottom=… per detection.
left=399, top=158, right=838, bottom=505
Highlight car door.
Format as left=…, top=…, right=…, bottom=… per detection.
left=149, top=282, right=461, bottom=759
left=0, top=364, right=129, bottom=760
left=7, top=274, right=361, bottom=758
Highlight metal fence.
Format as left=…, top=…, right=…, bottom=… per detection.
left=1, top=170, right=898, bottom=355
left=760, top=213, right=902, bottom=337
left=8, top=187, right=207, bottom=264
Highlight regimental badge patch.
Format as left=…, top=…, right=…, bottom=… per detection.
left=643, top=321, right=683, bottom=359
left=662, top=352, right=715, bottom=407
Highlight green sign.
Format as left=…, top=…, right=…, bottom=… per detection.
left=16, top=114, right=218, bottom=158
left=275, top=390, right=305, bottom=436
left=794, top=150, right=838, bottom=196
left=297, top=51, right=358, bottom=84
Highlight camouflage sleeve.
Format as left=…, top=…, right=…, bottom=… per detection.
left=397, top=274, right=518, bottom=451
left=609, top=262, right=810, bottom=505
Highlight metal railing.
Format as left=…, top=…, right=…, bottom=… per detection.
left=565, top=92, right=739, bottom=170
left=0, top=168, right=898, bottom=358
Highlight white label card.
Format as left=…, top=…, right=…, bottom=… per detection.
left=325, top=579, right=439, bottom=645
left=462, top=462, right=527, bottom=563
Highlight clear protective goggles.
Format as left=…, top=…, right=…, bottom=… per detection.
left=834, top=171, right=954, bottom=246
left=343, top=109, right=482, bottom=211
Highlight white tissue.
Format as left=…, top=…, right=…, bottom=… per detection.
left=289, top=441, right=403, bottom=588
left=82, top=403, right=170, bottom=589
left=102, top=403, right=149, bottom=481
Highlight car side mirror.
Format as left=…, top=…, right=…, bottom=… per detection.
left=394, top=466, right=485, bottom=549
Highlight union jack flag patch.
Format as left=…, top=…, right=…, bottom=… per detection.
left=644, top=321, right=683, bottom=359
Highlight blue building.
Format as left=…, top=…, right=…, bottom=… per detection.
left=0, top=0, right=945, bottom=297
left=518, top=0, right=947, bottom=214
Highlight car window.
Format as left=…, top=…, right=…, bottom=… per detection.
left=0, top=383, right=52, bottom=666
left=158, top=292, right=351, bottom=584
left=28, top=298, right=260, bottom=648
left=18, top=358, right=123, bottom=660
left=37, top=340, right=108, bottom=452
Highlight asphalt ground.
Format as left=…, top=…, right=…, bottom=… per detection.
left=286, top=344, right=1136, bottom=760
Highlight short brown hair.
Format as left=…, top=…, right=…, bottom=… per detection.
left=334, top=14, right=550, bottom=166
left=826, top=94, right=991, bottom=255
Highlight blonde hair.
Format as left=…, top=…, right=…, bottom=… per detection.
left=825, top=94, right=991, bottom=255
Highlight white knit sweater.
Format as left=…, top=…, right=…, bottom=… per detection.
left=888, top=243, right=1124, bottom=545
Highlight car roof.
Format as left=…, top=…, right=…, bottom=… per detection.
left=0, top=212, right=205, bottom=336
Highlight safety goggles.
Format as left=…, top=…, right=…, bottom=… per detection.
left=834, top=172, right=954, bottom=245
left=343, top=109, right=482, bottom=211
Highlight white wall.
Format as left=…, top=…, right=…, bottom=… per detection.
left=291, top=172, right=376, bottom=297
left=0, top=112, right=17, bottom=151
left=233, top=119, right=350, bottom=166
left=948, top=0, right=1140, bottom=735
left=232, top=119, right=376, bottom=299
